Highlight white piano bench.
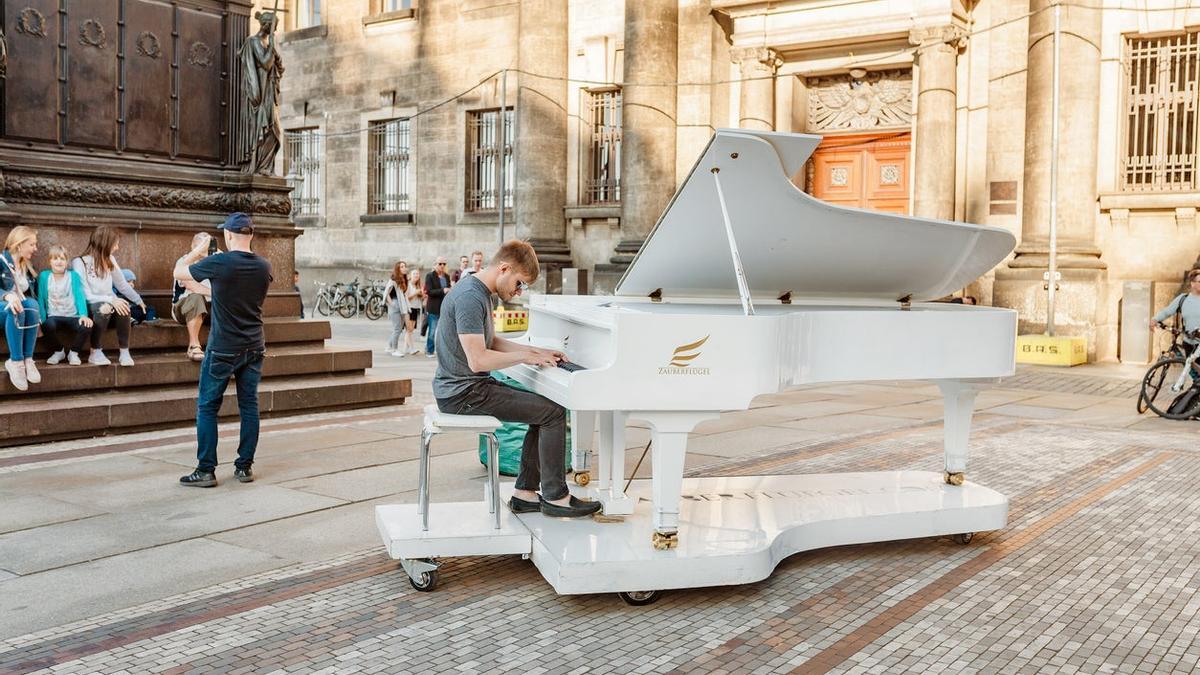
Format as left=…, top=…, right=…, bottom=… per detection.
left=419, top=405, right=504, bottom=533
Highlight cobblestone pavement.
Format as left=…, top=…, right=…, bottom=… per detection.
left=2, top=318, right=1197, bottom=674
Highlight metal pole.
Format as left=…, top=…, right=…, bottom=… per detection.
left=711, top=168, right=755, bottom=316
left=497, top=69, right=508, bottom=249
left=1046, top=2, right=1061, bottom=336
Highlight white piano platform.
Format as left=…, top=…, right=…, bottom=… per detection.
left=375, top=471, right=1006, bottom=598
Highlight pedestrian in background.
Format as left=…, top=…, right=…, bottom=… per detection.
left=384, top=261, right=411, bottom=357
left=423, top=257, right=451, bottom=358
left=405, top=269, right=423, bottom=355
left=174, top=212, right=273, bottom=488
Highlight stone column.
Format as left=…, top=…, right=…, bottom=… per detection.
left=611, top=0, right=677, bottom=266
left=732, top=47, right=781, bottom=131
left=993, top=0, right=1107, bottom=356
left=514, top=0, right=571, bottom=281
left=909, top=26, right=964, bottom=221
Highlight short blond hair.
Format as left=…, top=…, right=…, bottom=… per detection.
left=48, top=244, right=69, bottom=260
left=492, top=240, right=539, bottom=281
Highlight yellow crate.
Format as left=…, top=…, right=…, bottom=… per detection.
left=493, top=307, right=529, bottom=333
left=1015, top=334, right=1087, bottom=366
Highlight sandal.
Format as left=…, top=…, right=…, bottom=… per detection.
left=187, top=345, right=204, bottom=362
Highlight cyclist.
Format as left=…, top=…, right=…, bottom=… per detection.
left=1151, top=269, right=1200, bottom=351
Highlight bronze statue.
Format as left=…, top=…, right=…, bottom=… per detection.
left=239, top=11, right=284, bottom=175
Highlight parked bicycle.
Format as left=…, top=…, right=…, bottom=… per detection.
left=312, top=277, right=387, bottom=320
left=1138, top=322, right=1200, bottom=419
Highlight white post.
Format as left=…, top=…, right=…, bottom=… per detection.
left=498, top=69, right=508, bottom=248
left=1046, top=3, right=1061, bottom=336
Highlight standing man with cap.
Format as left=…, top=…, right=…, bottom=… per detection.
left=173, top=212, right=274, bottom=487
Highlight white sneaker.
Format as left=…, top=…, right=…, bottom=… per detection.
left=118, top=350, right=135, bottom=367
left=88, top=350, right=111, bottom=366
left=46, top=350, right=66, bottom=365
left=5, top=359, right=28, bottom=391
left=24, top=359, right=40, bottom=384
left=391, top=350, right=405, bottom=357
left=67, top=351, right=82, bottom=366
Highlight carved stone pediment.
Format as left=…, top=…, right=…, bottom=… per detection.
left=807, top=68, right=913, bottom=132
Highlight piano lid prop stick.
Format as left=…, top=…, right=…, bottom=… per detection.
left=711, top=167, right=756, bottom=316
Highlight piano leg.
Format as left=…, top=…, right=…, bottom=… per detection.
left=937, top=380, right=982, bottom=486
left=570, top=410, right=596, bottom=486
left=642, top=411, right=720, bottom=548
left=595, top=411, right=635, bottom=516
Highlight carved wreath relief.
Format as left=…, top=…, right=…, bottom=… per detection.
left=808, top=69, right=913, bottom=131
left=79, top=19, right=106, bottom=49
left=16, top=7, right=46, bottom=38
left=187, top=41, right=213, bottom=68
left=136, top=31, right=161, bottom=59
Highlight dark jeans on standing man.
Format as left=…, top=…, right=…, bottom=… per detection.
left=42, top=316, right=91, bottom=354
left=195, top=348, right=265, bottom=473
left=88, top=301, right=130, bottom=349
left=436, top=378, right=569, bottom=501
left=424, top=312, right=439, bottom=355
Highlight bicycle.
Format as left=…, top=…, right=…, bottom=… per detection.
left=1138, top=323, right=1200, bottom=419
left=312, top=281, right=334, bottom=317
left=337, top=279, right=361, bottom=318
left=364, top=279, right=386, bottom=321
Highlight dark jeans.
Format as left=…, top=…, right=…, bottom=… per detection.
left=424, top=312, right=439, bottom=354
left=88, top=301, right=130, bottom=349
left=195, top=348, right=265, bottom=473
left=42, top=316, right=91, bottom=354
left=437, top=378, right=569, bottom=501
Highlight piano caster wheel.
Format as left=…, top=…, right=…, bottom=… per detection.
left=407, top=559, right=440, bottom=592
left=618, top=590, right=661, bottom=606
left=953, top=532, right=974, bottom=545
left=573, top=471, right=591, bottom=487
left=651, top=531, right=678, bottom=550
left=944, top=471, right=965, bottom=486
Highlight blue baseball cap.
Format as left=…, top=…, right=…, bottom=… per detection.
left=217, top=212, right=254, bottom=234
left=122, top=269, right=136, bottom=282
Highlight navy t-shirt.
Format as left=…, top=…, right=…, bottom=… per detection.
left=189, top=251, right=273, bottom=352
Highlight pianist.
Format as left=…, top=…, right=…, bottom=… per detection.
left=432, top=240, right=603, bottom=519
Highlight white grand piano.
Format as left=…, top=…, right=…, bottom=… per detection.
left=377, top=129, right=1017, bottom=604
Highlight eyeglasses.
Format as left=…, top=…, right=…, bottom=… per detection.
left=516, top=280, right=529, bottom=292
left=437, top=262, right=446, bottom=266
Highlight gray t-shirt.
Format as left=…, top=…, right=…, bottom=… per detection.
left=432, top=274, right=496, bottom=399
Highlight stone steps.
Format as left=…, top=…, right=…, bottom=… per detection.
left=0, top=373, right=412, bottom=447
left=0, top=318, right=413, bottom=447
left=1, top=317, right=331, bottom=358
left=0, top=344, right=372, bottom=398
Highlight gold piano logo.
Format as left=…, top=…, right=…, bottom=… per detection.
left=658, top=335, right=711, bottom=375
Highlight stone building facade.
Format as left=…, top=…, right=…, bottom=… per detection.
left=265, top=0, right=1200, bottom=362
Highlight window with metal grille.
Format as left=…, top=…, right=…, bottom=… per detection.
left=284, top=128, right=322, bottom=216
left=582, top=87, right=622, bottom=205
left=466, top=108, right=514, bottom=212
left=296, top=0, right=321, bottom=28
left=1122, top=32, right=1200, bottom=191
left=368, top=118, right=412, bottom=214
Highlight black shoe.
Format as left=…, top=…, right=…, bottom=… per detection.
left=508, top=495, right=540, bottom=514
left=180, top=469, right=217, bottom=488
left=234, top=466, right=254, bottom=483
left=540, top=495, right=602, bottom=518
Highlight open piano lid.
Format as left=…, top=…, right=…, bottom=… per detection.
left=613, top=130, right=1017, bottom=304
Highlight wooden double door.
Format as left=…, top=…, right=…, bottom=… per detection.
left=805, top=132, right=911, bottom=214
